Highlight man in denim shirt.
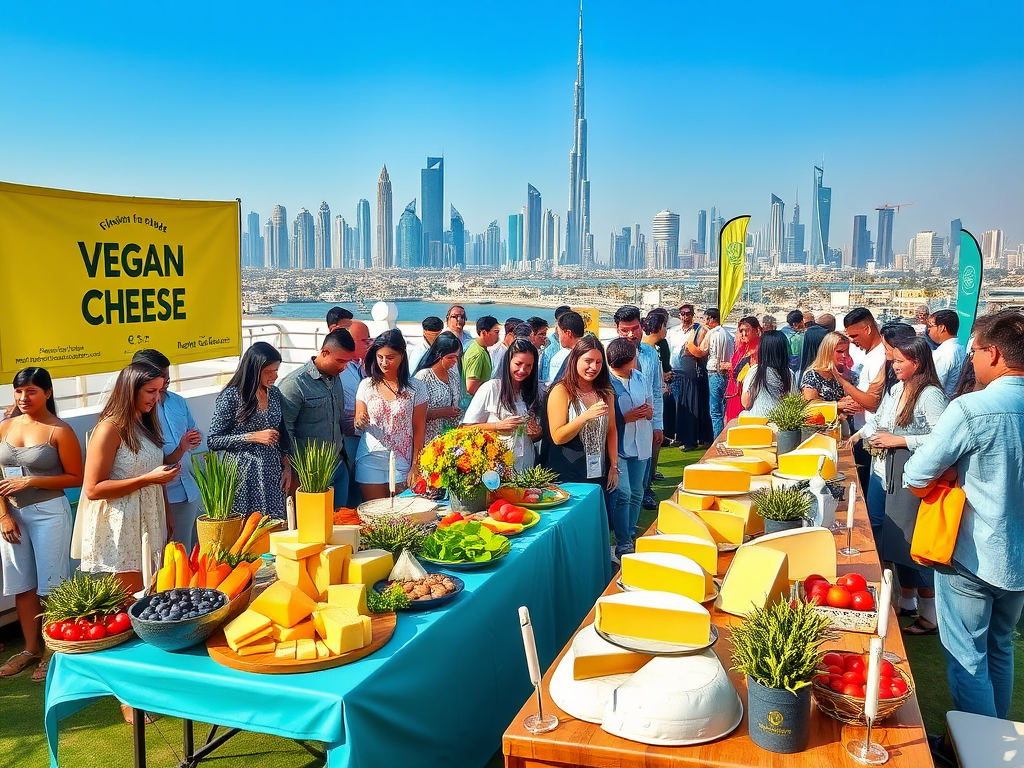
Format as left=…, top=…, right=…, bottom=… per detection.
left=903, top=310, right=1024, bottom=719
left=280, top=329, right=357, bottom=503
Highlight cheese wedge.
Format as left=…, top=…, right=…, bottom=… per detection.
left=806, top=401, right=838, bottom=422
left=269, top=530, right=298, bottom=556
left=656, top=501, right=716, bottom=546
left=315, top=639, right=331, bottom=659
left=326, top=583, right=368, bottom=615
left=571, top=624, right=652, bottom=681
left=295, top=637, right=317, bottom=660
left=275, top=540, right=326, bottom=560
left=236, top=638, right=275, bottom=657
left=330, top=525, right=361, bottom=550
left=635, top=533, right=720, bottom=576
left=682, top=464, right=751, bottom=494
left=695, top=508, right=747, bottom=546
left=715, top=546, right=791, bottom=617
left=595, top=591, right=711, bottom=646
left=741, top=448, right=778, bottom=467
left=275, top=555, right=321, bottom=601
left=226, top=625, right=273, bottom=653
left=222, top=609, right=273, bottom=648
left=271, top=617, right=315, bottom=642
left=778, top=449, right=837, bottom=480
left=726, top=424, right=774, bottom=448
left=249, top=581, right=318, bottom=628
left=737, top=414, right=769, bottom=426
left=717, top=495, right=763, bottom=536
left=676, top=490, right=714, bottom=510
left=743, top=526, right=837, bottom=581
left=621, top=552, right=713, bottom=602
left=708, top=456, right=773, bottom=476
left=796, top=432, right=838, bottom=462
left=307, top=544, right=353, bottom=598
left=274, top=640, right=297, bottom=660
left=319, top=607, right=366, bottom=655
left=360, top=614, right=373, bottom=646
left=346, top=549, right=394, bottom=587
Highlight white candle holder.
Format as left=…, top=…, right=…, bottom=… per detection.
left=524, top=684, right=559, bottom=735
left=846, top=718, right=889, bottom=764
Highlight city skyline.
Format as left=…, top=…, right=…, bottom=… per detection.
left=2, top=1, right=1022, bottom=258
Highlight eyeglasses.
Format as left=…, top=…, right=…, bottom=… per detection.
left=448, top=314, right=466, bottom=321
left=680, top=311, right=693, bottom=317
left=967, top=345, right=992, bottom=362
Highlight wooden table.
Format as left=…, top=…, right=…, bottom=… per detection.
left=503, top=444, right=934, bottom=768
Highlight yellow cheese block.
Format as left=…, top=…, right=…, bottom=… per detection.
left=275, top=540, right=326, bottom=560
left=676, top=491, right=714, bottom=510
left=656, top=501, right=715, bottom=546
left=796, top=432, right=838, bottom=461
left=571, top=624, right=652, bottom=681
left=360, top=614, right=373, bottom=646
left=744, top=526, right=837, bottom=581
left=635, top=533, right=720, bottom=576
left=275, top=555, right=321, bottom=602
left=236, top=638, right=276, bottom=657
left=315, top=639, right=331, bottom=659
left=595, top=591, right=711, bottom=646
left=319, top=607, right=366, bottom=655
left=226, top=625, right=272, bottom=653
left=249, top=581, right=319, bottom=628
left=307, top=544, right=353, bottom=599
left=708, top=456, right=774, bottom=476
left=695, top=508, right=746, bottom=546
left=737, top=414, right=769, bottom=426
left=326, top=583, right=368, bottom=614
left=222, top=609, right=273, bottom=648
left=346, top=549, right=394, bottom=587
left=726, top=424, right=774, bottom=448
left=682, top=464, right=751, bottom=494
left=295, top=637, right=317, bottom=660
left=311, top=609, right=326, bottom=638
left=806, top=401, right=838, bottom=422
left=715, top=546, right=791, bottom=617
left=274, top=640, right=297, bottom=660
left=717, top=496, right=763, bottom=536
left=269, top=530, right=297, bottom=556
left=296, top=488, right=334, bottom=544
left=621, top=552, right=712, bottom=602
left=741, top=448, right=778, bottom=467
left=778, top=449, right=837, bottom=480
left=330, top=525, right=361, bottom=550
left=271, top=617, right=315, bottom=642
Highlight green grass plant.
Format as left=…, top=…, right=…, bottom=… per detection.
left=291, top=439, right=340, bottom=494
left=191, top=451, right=240, bottom=520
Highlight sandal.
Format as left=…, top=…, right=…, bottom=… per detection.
left=904, top=618, right=939, bottom=636
left=31, top=657, right=49, bottom=682
left=0, top=650, right=42, bottom=678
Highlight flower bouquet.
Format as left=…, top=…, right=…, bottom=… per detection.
left=418, top=426, right=515, bottom=512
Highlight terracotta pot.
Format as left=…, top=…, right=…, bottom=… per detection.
left=196, top=514, right=244, bottom=555
left=295, top=488, right=334, bottom=543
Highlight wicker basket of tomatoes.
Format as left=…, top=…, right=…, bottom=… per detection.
left=812, top=650, right=914, bottom=724
left=42, top=573, right=135, bottom=654
left=802, top=573, right=879, bottom=634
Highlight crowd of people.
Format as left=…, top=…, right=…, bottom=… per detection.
left=1, top=301, right=1022, bottom=737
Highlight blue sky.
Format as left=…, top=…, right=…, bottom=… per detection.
left=2, top=1, right=1022, bottom=260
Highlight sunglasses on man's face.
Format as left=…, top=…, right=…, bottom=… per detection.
left=448, top=314, right=466, bottom=321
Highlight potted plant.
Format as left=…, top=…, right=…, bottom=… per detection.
left=766, top=394, right=810, bottom=455
left=418, top=426, right=515, bottom=513
left=291, top=439, right=341, bottom=543
left=752, top=486, right=812, bottom=533
left=730, top=598, right=832, bottom=754
left=193, top=451, right=243, bottom=555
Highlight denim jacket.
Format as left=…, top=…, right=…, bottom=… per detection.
left=278, top=357, right=347, bottom=458
left=903, top=375, right=1024, bottom=590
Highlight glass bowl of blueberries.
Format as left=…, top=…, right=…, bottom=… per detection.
left=128, top=588, right=235, bottom=651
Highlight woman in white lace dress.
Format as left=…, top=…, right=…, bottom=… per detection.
left=413, top=332, right=464, bottom=444
left=79, top=363, right=181, bottom=595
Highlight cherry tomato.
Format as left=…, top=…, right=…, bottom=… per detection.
left=842, top=671, right=865, bottom=686
left=890, top=678, right=908, bottom=696
left=45, top=622, right=65, bottom=640
left=838, top=573, right=868, bottom=593
left=850, top=590, right=875, bottom=612
left=878, top=685, right=895, bottom=699
left=109, top=612, right=131, bottom=635
left=62, top=625, right=83, bottom=642
left=844, top=656, right=866, bottom=675
left=842, top=684, right=865, bottom=698
left=826, top=664, right=844, bottom=676
left=830, top=678, right=847, bottom=693
left=822, top=652, right=844, bottom=669
left=804, top=574, right=828, bottom=588
left=879, top=659, right=896, bottom=679
left=86, top=624, right=107, bottom=640
left=813, top=674, right=831, bottom=686
left=826, top=585, right=852, bottom=609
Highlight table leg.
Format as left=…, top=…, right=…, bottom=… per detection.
left=183, top=719, right=194, bottom=766
left=132, top=709, right=146, bottom=768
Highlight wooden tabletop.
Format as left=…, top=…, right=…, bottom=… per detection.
left=503, top=443, right=934, bottom=768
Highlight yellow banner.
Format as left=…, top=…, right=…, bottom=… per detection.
left=0, top=182, right=241, bottom=384
left=717, top=215, right=751, bottom=321
left=571, top=307, right=601, bottom=337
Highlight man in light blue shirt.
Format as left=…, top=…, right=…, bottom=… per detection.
left=545, top=310, right=584, bottom=386
left=540, top=305, right=571, bottom=382
left=133, top=349, right=203, bottom=552
left=903, top=310, right=1024, bottom=720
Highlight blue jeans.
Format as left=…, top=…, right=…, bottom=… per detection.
left=708, top=372, right=727, bottom=439
left=934, top=565, right=1024, bottom=718
left=866, top=472, right=885, bottom=543
left=613, top=456, right=647, bottom=553
left=331, top=459, right=350, bottom=510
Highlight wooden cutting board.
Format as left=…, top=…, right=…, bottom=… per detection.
left=206, top=611, right=396, bottom=674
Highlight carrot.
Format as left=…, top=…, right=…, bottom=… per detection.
left=216, top=561, right=253, bottom=600
left=230, top=512, right=263, bottom=556
left=207, top=562, right=232, bottom=590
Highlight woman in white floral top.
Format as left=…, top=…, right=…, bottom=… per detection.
left=413, top=332, right=464, bottom=444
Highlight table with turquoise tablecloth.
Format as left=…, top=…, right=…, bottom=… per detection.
left=44, top=483, right=611, bottom=768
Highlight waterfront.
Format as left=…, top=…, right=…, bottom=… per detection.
left=270, top=300, right=556, bottom=325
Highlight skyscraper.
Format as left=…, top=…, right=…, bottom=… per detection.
left=483, top=221, right=501, bottom=268
left=981, top=229, right=1005, bottom=269
left=270, top=204, right=289, bottom=269
left=708, top=208, right=724, bottom=266
left=910, top=231, right=943, bottom=271
left=396, top=200, right=422, bottom=268
left=541, top=209, right=555, bottom=262
left=508, top=213, right=523, bottom=264
left=314, top=202, right=331, bottom=269
left=450, top=205, right=465, bottom=268
left=356, top=199, right=371, bottom=269
left=810, top=165, right=832, bottom=267
left=783, top=190, right=805, bottom=264
left=293, top=208, right=315, bottom=270
left=875, top=207, right=895, bottom=268
left=376, top=165, right=393, bottom=269
left=769, top=194, right=785, bottom=266
left=949, top=218, right=962, bottom=268
left=245, top=212, right=263, bottom=268
left=564, top=6, right=589, bottom=266
left=333, top=215, right=345, bottom=270
left=525, top=184, right=542, bottom=262
left=630, top=223, right=643, bottom=270
left=696, top=210, right=707, bottom=255
left=652, top=210, right=680, bottom=270
left=611, top=227, right=631, bottom=269
left=421, top=157, right=444, bottom=268
left=852, top=215, right=871, bottom=270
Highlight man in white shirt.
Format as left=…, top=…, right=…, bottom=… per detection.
left=445, top=305, right=474, bottom=350
left=928, top=309, right=967, bottom=399
left=341, top=321, right=373, bottom=507
left=842, top=307, right=888, bottom=491
left=489, top=317, right=522, bottom=379
left=700, top=308, right=734, bottom=439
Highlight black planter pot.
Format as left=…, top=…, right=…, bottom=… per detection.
left=763, top=518, right=804, bottom=534
left=746, top=677, right=811, bottom=753
left=776, top=430, right=802, bottom=455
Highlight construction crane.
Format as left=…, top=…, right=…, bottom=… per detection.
left=875, top=202, right=916, bottom=213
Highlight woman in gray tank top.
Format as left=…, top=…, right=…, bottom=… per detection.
left=0, top=368, right=83, bottom=682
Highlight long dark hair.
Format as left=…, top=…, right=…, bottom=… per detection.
left=415, top=331, right=462, bottom=374
left=748, top=331, right=790, bottom=400
left=499, top=338, right=539, bottom=415
left=880, top=322, right=917, bottom=395
left=12, top=367, right=57, bottom=416
left=100, top=362, right=164, bottom=453
left=366, top=329, right=411, bottom=393
left=557, top=335, right=613, bottom=406
left=893, top=336, right=944, bottom=428
left=226, top=341, right=282, bottom=424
